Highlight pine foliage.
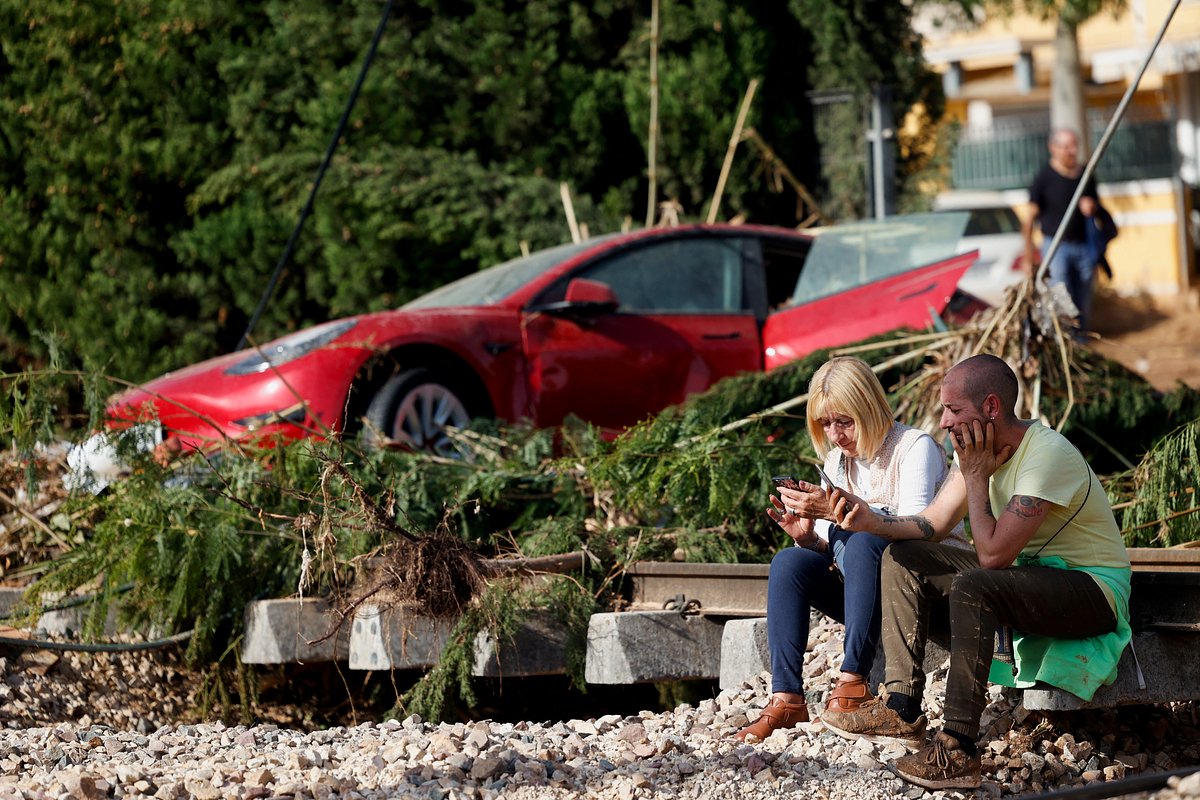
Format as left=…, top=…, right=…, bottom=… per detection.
left=6, top=310, right=1200, bottom=720
left=393, top=576, right=596, bottom=723
left=1112, top=420, right=1200, bottom=547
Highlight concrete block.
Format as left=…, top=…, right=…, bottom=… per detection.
left=348, top=605, right=568, bottom=676
left=241, top=598, right=350, bottom=664
left=348, top=604, right=455, bottom=671
left=472, top=611, right=568, bottom=677
left=1023, top=631, right=1200, bottom=711
left=585, top=610, right=724, bottom=684
left=22, top=590, right=121, bottom=639
left=36, top=603, right=119, bottom=638
left=717, top=616, right=952, bottom=692
left=0, top=587, right=26, bottom=616
left=719, top=617, right=770, bottom=690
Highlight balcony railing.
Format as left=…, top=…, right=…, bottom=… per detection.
left=951, top=119, right=1177, bottom=190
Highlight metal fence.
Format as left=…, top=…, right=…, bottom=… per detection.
left=951, top=112, right=1178, bottom=190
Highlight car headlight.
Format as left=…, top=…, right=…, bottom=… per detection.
left=224, top=319, right=358, bottom=376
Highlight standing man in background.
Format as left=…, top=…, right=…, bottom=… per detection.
left=1022, top=129, right=1099, bottom=342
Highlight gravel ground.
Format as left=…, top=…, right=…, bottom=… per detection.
left=3, top=615, right=1200, bottom=799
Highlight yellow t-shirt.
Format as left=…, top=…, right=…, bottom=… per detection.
left=989, top=421, right=1130, bottom=606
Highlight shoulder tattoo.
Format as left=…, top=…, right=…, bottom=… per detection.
left=1004, top=495, right=1049, bottom=519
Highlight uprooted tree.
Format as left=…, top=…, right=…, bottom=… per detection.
left=4, top=278, right=1200, bottom=722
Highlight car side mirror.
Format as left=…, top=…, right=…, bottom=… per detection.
left=528, top=278, right=620, bottom=316
left=565, top=278, right=618, bottom=308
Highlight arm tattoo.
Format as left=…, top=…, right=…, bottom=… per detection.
left=879, top=515, right=937, bottom=541
left=1005, top=495, right=1048, bottom=519
left=914, top=515, right=936, bottom=541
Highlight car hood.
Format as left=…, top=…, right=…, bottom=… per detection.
left=111, top=306, right=516, bottom=406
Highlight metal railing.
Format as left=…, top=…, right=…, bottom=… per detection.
left=951, top=117, right=1178, bottom=190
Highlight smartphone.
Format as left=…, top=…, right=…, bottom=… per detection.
left=813, top=463, right=834, bottom=488
left=771, top=475, right=798, bottom=489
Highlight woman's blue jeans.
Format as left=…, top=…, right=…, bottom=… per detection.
left=765, top=528, right=890, bottom=695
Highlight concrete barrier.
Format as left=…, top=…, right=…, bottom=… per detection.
left=585, top=610, right=724, bottom=684
left=719, top=618, right=770, bottom=690
left=1023, top=631, right=1200, bottom=711
left=0, top=587, right=25, bottom=616
left=472, top=611, right=568, bottom=677
left=241, top=598, right=351, bottom=664
left=348, top=604, right=455, bottom=671
left=718, top=616, right=952, bottom=692
left=1, top=588, right=121, bottom=639
left=348, top=604, right=569, bottom=677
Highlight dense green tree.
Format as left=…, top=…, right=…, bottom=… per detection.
left=789, top=0, right=947, bottom=218
left=1, top=0, right=940, bottom=389
left=0, top=1, right=251, bottom=379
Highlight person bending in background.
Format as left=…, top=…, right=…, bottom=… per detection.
left=821, top=354, right=1131, bottom=791
left=735, top=356, right=967, bottom=742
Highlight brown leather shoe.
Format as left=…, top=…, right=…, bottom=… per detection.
left=825, top=675, right=872, bottom=713
left=735, top=696, right=809, bottom=742
left=822, top=686, right=926, bottom=746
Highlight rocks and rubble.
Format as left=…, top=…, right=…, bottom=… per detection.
left=1, top=614, right=1198, bottom=799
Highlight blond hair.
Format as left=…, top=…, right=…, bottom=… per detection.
left=805, top=357, right=895, bottom=460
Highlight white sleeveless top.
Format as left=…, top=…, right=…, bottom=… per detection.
left=815, top=422, right=968, bottom=547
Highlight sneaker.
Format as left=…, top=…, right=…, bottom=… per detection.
left=891, top=730, right=982, bottom=790
left=820, top=686, right=926, bottom=745
left=735, top=696, right=809, bottom=742
left=825, top=675, right=872, bottom=713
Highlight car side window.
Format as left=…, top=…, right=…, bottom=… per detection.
left=965, top=208, right=1021, bottom=236
left=762, top=241, right=809, bottom=310
left=579, top=238, right=746, bottom=312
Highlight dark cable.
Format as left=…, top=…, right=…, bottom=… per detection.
left=236, top=0, right=395, bottom=351
left=0, top=629, right=193, bottom=653
left=1020, top=765, right=1200, bottom=800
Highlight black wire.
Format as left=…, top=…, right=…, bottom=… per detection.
left=1019, top=765, right=1200, bottom=800
left=236, top=0, right=396, bottom=351
left=0, top=629, right=193, bottom=653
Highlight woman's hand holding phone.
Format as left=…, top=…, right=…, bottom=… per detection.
left=812, top=464, right=834, bottom=488
left=770, top=472, right=833, bottom=522
left=766, top=493, right=819, bottom=547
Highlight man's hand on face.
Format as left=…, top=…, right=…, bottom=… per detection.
left=952, top=419, right=1012, bottom=483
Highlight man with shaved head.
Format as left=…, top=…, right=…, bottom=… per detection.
left=818, top=354, right=1131, bottom=791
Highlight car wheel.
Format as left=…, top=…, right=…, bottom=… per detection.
left=364, top=368, right=474, bottom=457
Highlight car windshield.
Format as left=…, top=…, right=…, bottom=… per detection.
left=791, top=211, right=969, bottom=305
left=403, top=235, right=621, bottom=309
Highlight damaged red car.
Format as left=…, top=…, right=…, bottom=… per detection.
left=108, top=215, right=979, bottom=457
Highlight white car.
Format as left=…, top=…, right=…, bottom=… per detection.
left=933, top=192, right=1028, bottom=307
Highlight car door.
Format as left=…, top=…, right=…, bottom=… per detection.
left=761, top=213, right=976, bottom=369
left=520, top=234, right=762, bottom=431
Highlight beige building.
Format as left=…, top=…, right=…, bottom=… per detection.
left=917, top=0, right=1200, bottom=298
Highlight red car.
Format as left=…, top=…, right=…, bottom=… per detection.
left=110, top=217, right=978, bottom=457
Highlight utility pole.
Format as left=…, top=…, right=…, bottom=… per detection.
left=867, top=85, right=896, bottom=219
